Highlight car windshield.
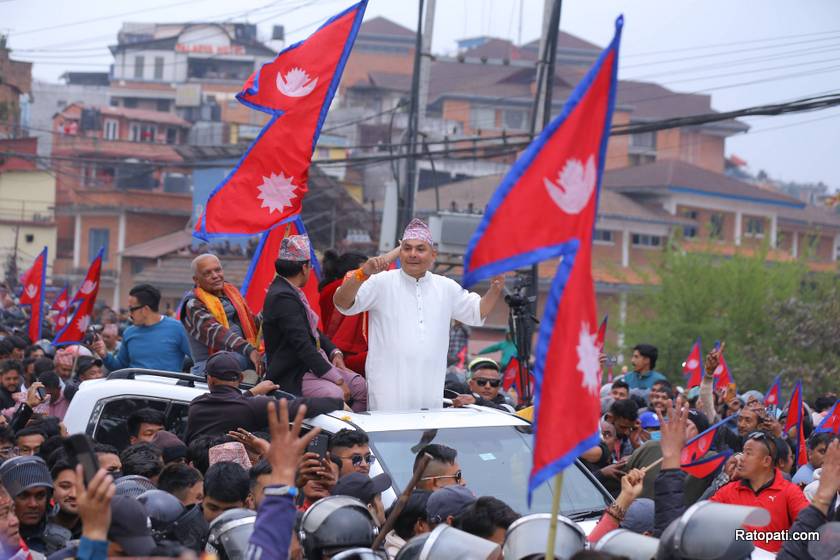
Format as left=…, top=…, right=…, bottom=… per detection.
left=367, top=426, right=609, bottom=515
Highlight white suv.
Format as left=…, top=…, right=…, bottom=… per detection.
left=63, top=369, right=610, bottom=527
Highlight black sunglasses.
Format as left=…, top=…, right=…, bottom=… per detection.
left=340, top=453, right=376, bottom=467
left=474, top=378, right=501, bottom=388
left=747, top=431, right=776, bottom=457
left=420, top=469, right=463, bottom=485
left=128, top=305, right=145, bottom=313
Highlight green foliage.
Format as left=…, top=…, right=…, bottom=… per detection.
left=622, top=243, right=840, bottom=397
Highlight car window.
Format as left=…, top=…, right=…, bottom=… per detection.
left=367, top=426, right=609, bottom=516
left=92, top=397, right=189, bottom=450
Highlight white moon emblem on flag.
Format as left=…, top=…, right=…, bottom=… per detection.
left=257, top=172, right=299, bottom=214
left=544, top=155, right=597, bottom=215
left=576, top=322, right=601, bottom=395
left=686, top=359, right=699, bottom=370
left=276, top=68, right=318, bottom=97
left=80, top=280, right=97, bottom=295
left=25, top=284, right=37, bottom=299
left=57, top=315, right=66, bottom=327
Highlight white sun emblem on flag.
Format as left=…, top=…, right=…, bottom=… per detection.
left=57, top=315, right=66, bottom=327
left=76, top=314, right=90, bottom=332
left=257, top=172, right=299, bottom=214
left=576, top=322, right=600, bottom=395
left=686, top=358, right=699, bottom=370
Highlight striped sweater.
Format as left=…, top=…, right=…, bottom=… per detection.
left=181, top=292, right=261, bottom=360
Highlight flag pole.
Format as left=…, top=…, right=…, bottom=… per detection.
left=545, top=471, right=564, bottom=560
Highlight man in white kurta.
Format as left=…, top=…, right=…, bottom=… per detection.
left=334, top=219, right=504, bottom=411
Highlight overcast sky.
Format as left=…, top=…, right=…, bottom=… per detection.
left=4, top=0, right=840, bottom=191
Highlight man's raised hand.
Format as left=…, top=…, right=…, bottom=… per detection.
left=657, top=399, right=688, bottom=469
left=265, top=399, right=321, bottom=487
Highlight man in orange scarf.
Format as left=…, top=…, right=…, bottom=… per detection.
left=181, top=254, right=264, bottom=377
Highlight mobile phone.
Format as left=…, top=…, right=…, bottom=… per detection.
left=63, top=434, right=100, bottom=486
left=36, top=387, right=46, bottom=401
left=306, top=434, right=329, bottom=460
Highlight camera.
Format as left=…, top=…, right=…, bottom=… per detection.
left=82, top=324, right=104, bottom=346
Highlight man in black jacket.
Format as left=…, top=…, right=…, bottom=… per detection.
left=0, top=360, right=22, bottom=410
left=185, top=351, right=343, bottom=442
left=262, top=234, right=367, bottom=411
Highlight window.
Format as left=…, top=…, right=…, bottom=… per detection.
left=630, top=131, right=656, bottom=150
left=593, top=229, right=614, bottom=244
left=56, top=99, right=67, bottom=109
left=367, top=426, right=608, bottom=517
left=123, top=98, right=138, bottom=109
left=133, top=56, right=145, bottom=79
left=92, top=396, right=189, bottom=451
left=681, top=210, right=698, bottom=238
left=166, top=127, right=177, bottom=144
left=153, top=56, right=164, bottom=80
left=156, top=99, right=170, bottom=112
left=709, top=213, right=724, bottom=239
left=502, top=109, right=527, bottom=131
left=469, top=106, right=496, bottom=130
left=25, top=234, right=34, bottom=243
left=103, top=119, right=119, bottom=140
left=628, top=153, right=655, bottom=166
left=89, top=228, right=109, bottom=262
left=130, top=123, right=156, bottom=143
left=746, top=217, right=765, bottom=237
left=632, top=234, right=662, bottom=248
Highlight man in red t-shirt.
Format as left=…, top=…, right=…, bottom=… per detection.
left=710, top=431, right=809, bottom=552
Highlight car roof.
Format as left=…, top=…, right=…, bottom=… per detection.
left=64, top=372, right=530, bottom=435
left=307, top=405, right=530, bottom=434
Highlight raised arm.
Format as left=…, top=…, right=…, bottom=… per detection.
left=334, top=247, right=399, bottom=311
left=479, top=275, right=505, bottom=319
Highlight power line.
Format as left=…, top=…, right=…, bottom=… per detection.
left=9, top=0, right=219, bottom=37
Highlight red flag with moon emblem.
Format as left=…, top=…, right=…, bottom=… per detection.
left=683, top=338, right=703, bottom=389
left=54, top=248, right=103, bottom=346
left=459, top=17, right=623, bottom=503
left=19, top=247, right=47, bottom=342
left=681, top=417, right=733, bottom=478
left=194, top=1, right=367, bottom=239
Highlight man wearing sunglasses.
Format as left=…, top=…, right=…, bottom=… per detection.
left=452, top=358, right=515, bottom=413
left=709, top=431, right=809, bottom=553
left=329, top=429, right=375, bottom=478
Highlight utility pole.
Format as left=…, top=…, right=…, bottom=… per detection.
left=396, top=0, right=436, bottom=244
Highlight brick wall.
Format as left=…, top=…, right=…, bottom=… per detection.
left=341, top=51, right=414, bottom=93
left=676, top=204, right=735, bottom=243
left=678, top=131, right=724, bottom=173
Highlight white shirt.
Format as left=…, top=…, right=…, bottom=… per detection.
left=337, top=269, right=484, bottom=411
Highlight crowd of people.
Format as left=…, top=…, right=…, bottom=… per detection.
left=0, top=217, right=835, bottom=558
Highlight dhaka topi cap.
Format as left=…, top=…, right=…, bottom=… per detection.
left=402, top=218, right=434, bottom=246
left=278, top=234, right=311, bottom=262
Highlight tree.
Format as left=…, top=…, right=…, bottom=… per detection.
left=621, top=242, right=840, bottom=397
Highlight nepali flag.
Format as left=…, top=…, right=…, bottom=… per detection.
left=596, top=315, right=607, bottom=381
left=712, top=352, right=733, bottom=390
left=461, top=17, right=623, bottom=502
left=54, top=248, right=103, bottom=346
left=784, top=380, right=808, bottom=467
left=816, top=401, right=840, bottom=434
left=681, top=417, right=733, bottom=478
left=194, top=1, right=367, bottom=239
left=241, top=215, right=322, bottom=324
left=764, top=375, right=782, bottom=408
left=51, top=285, right=69, bottom=314
left=683, top=338, right=703, bottom=389
left=19, top=247, right=48, bottom=342
left=502, top=357, right=520, bottom=391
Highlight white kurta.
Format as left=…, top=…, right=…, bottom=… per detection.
left=337, top=269, right=484, bottom=411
